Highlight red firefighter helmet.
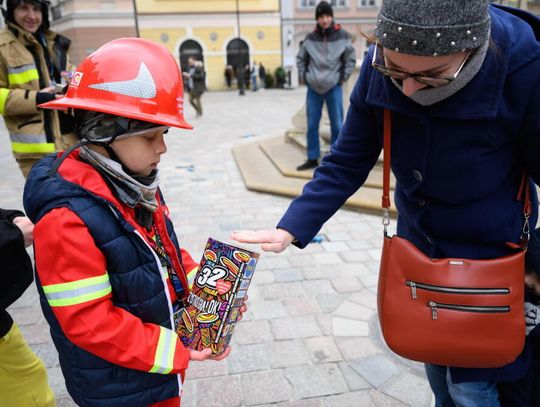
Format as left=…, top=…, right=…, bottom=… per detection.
left=41, top=37, right=192, bottom=130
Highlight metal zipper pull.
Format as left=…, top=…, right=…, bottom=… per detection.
left=410, top=281, right=417, bottom=299
left=429, top=301, right=438, bottom=320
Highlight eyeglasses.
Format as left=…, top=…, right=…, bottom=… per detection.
left=371, top=44, right=471, bottom=88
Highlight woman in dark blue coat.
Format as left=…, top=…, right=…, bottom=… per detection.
left=233, top=0, right=540, bottom=405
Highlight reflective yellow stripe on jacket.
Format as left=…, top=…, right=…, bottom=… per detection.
left=42, top=274, right=112, bottom=307
left=187, top=266, right=198, bottom=290
left=10, top=133, right=55, bottom=154
left=0, top=88, right=8, bottom=114
left=149, top=327, right=176, bottom=374
left=8, top=64, right=39, bottom=85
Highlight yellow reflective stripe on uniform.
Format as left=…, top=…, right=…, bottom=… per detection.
left=42, top=274, right=111, bottom=307
left=11, top=142, right=55, bottom=153
left=0, top=88, right=9, bottom=114
left=187, top=266, right=198, bottom=290
left=8, top=67, right=39, bottom=85
left=149, top=327, right=176, bottom=374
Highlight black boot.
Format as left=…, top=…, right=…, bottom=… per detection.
left=296, top=159, right=319, bottom=171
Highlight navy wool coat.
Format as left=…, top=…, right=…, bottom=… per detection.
left=278, top=5, right=540, bottom=383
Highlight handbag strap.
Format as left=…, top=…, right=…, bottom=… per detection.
left=381, top=108, right=531, bottom=247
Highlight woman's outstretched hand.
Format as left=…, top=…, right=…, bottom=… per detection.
left=230, top=228, right=295, bottom=253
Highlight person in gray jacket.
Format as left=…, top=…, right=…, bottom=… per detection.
left=296, top=1, right=356, bottom=171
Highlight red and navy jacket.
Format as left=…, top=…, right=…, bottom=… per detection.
left=23, top=151, right=199, bottom=407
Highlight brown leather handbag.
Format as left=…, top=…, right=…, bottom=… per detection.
left=377, top=109, right=529, bottom=368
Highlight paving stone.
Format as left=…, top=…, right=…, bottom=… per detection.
left=184, top=358, right=228, bottom=379
left=270, top=315, right=322, bottom=340
left=325, top=231, right=352, bottom=241
left=339, top=250, right=372, bottom=262
left=9, top=306, right=44, bottom=326
left=285, top=363, right=348, bottom=399
left=312, top=252, right=342, bottom=265
left=233, top=320, right=273, bottom=345
left=252, top=269, right=275, bottom=285
left=335, top=337, right=383, bottom=361
left=332, top=317, right=370, bottom=337
left=305, top=336, right=343, bottom=363
left=194, top=375, right=243, bottom=407
left=302, top=279, right=336, bottom=295
left=333, top=300, right=374, bottom=321
left=32, top=343, right=59, bottom=368
left=380, top=372, right=433, bottom=407
left=287, top=255, right=317, bottom=267
left=315, top=293, right=347, bottom=313
left=338, top=362, right=371, bottom=391
left=330, top=276, right=364, bottom=293
left=241, top=370, right=293, bottom=405
left=267, top=339, right=310, bottom=368
left=56, top=398, right=77, bottom=407
left=320, top=241, right=349, bottom=252
left=358, top=272, right=380, bottom=287
left=261, top=400, right=324, bottom=407
left=257, top=256, right=291, bottom=270
left=47, top=366, right=69, bottom=398
left=179, top=380, right=197, bottom=407
left=347, top=289, right=378, bottom=310
left=18, top=323, right=53, bottom=345
left=350, top=355, right=400, bottom=389
left=227, top=343, right=270, bottom=374
left=273, top=267, right=304, bottom=282
left=248, top=299, right=288, bottom=320
left=259, top=282, right=306, bottom=300
left=282, top=297, right=321, bottom=315
left=323, top=391, right=375, bottom=407
left=368, top=390, right=408, bottom=406
left=316, top=313, right=333, bottom=336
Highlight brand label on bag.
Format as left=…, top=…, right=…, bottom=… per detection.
left=449, top=260, right=464, bottom=266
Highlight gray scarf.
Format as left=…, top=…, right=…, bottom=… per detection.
left=79, top=146, right=160, bottom=213
left=391, top=33, right=489, bottom=106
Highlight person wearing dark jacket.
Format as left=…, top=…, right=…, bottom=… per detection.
left=185, top=57, right=206, bottom=117
left=0, top=0, right=76, bottom=177
left=0, top=209, right=55, bottom=406
left=295, top=1, right=356, bottom=171
left=233, top=1, right=540, bottom=405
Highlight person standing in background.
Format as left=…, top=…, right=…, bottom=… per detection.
left=0, top=209, right=55, bottom=406
left=295, top=1, right=356, bottom=171
left=0, top=0, right=75, bottom=177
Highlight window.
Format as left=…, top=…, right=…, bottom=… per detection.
left=299, top=0, right=317, bottom=7
left=299, top=0, right=347, bottom=8
left=358, top=0, right=376, bottom=6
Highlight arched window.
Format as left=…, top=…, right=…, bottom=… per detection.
left=179, top=40, right=204, bottom=73
left=226, top=38, right=249, bottom=71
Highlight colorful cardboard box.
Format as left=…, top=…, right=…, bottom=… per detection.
left=176, top=238, right=259, bottom=355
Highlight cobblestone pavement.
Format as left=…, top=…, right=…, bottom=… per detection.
left=1, top=88, right=434, bottom=407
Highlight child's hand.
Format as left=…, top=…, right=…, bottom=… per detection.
left=230, top=229, right=295, bottom=253
left=189, top=346, right=231, bottom=361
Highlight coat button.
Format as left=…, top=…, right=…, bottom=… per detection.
left=412, top=170, right=423, bottom=182
left=418, top=199, right=426, bottom=207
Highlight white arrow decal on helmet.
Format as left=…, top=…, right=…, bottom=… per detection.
left=88, top=62, right=156, bottom=99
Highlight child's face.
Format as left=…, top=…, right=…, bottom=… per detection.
left=111, top=128, right=168, bottom=176
left=525, top=271, right=540, bottom=297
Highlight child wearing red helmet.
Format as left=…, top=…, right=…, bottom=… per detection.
left=22, top=38, right=242, bottom=407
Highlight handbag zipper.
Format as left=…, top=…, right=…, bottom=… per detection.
left=428, top=301, right=510, bottom=320
left=406, top=280, right=509, bottom=300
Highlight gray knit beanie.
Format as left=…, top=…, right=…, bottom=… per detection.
left=375, top=0, right=490, bottom=56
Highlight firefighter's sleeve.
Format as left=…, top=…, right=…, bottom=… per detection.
left=34, top=207, right=190, bottom=374
left=0, top=60, right=40, bottom=115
